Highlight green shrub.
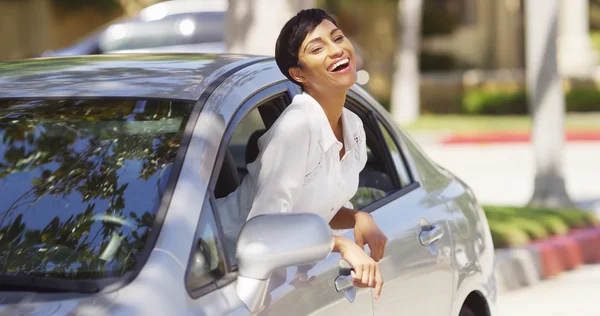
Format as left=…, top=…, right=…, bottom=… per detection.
left=484, top=205, right=599, bottom=248
left=527, top=214, right=570, bottom=235
left=507, top=218, right=548, bottom=240
left=488, top=220, right=530, bottom=249
left=566, top=87, right=600, bottom=112
left=462, top=90, right=528, bottom=115
left=484, top=206, right=549, bottom=240
left=460, top=87, right=600, bottom=115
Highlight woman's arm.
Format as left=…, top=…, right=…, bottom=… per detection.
left=329, top=206, right=360, bottom=229
left=333, top=235, right=384, bottom=300
left=330, top=206, right=388, bottom=262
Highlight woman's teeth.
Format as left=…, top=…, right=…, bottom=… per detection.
left=330, top=58, right=350, bottom=72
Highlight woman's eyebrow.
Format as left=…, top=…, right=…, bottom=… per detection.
left=303, top=28, right=341, bottom=53
left=304, top=37, right=324, bottom=52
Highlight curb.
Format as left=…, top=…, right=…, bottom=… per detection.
left=493, top=227, right=600, bottom=293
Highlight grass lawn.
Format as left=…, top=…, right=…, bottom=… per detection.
left=403, top=113, right=600, bottom=133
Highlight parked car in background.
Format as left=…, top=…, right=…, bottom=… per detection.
left=0, top=54, right=496, bottom=316
left=41, top=0, right=369, bottom=84
left=43, top=0, right=227, bottom=56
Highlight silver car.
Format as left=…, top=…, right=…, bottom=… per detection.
left=0, top=54, right=497, bottom=316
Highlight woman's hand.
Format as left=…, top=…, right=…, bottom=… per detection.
left=354, top=212, right=388, bottom=262
left=334, top=236, right=384, bottom=299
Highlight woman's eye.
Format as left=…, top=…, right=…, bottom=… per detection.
left=334, top=35, right=344, bottom=42
left=311, top=47, right=323, bottom=54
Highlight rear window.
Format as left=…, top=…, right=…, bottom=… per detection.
left=0, top=99, right=192, bottom=280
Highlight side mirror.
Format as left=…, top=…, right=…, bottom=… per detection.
left=235, top=213, right=334, bottom=313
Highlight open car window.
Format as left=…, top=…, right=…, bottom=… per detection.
left=0, top=99, right=192, bottom=285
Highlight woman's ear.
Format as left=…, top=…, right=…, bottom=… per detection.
left=289, top=67, right=307, bottom=84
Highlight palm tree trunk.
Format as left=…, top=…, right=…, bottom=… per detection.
left=391, top=0, right=422, bottom=125
left=226, top=0, right=315, bottom=55
left=525, top=0, right=574, bottom=208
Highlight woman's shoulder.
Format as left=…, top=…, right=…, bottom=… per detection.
left=267, top=97, right=315, bottom=138
left=342, top=107, right=364, bottom=132
left=276, top=94, right=318, bottom=129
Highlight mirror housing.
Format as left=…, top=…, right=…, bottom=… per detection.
left=235, top=213, right=334, bottom=313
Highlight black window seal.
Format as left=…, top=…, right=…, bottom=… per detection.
left=0, top=58, right=267, bottom=295
left=361, top=182, right=421, bottom=213
left=184, top=195, right=230, bottom=299
left=346, top=89, right=417, bottom=184
left=374, top=114, right=417, bottom=184
left=343, top=93, right=403, bottom=190
left=344, top=89, right=422, bottom=211
left=186, top=81, right=297, bottom=298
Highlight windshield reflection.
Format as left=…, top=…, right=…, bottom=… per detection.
left=0, top=99, right=192, bottom=280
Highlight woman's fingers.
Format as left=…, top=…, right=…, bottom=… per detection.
left=374, top=264, right=384, bottom=300
left=361, top=264, right=370, bottom=285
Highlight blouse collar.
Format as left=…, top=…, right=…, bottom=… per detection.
left=301, top=92, right=358, bottom=154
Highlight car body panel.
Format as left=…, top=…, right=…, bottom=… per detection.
left=388, top=120, right=498, bottom=316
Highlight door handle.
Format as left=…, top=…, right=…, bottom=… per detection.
left=419, top=225, right=444, bottom=246
left=335, top=259, right=356, bottom=302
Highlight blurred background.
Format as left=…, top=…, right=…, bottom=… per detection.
left=1, top=0, right=600, bottom=314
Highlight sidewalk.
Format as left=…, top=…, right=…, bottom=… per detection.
left=418, top=142, right=600, bottom=212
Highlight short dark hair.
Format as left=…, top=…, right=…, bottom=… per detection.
left=275, top=9, right=338, bottom=86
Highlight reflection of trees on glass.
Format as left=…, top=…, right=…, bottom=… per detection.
left=0, top=99, right=192, bottom=280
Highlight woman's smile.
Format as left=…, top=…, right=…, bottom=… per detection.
left=295, top=19, right=358, bottom=91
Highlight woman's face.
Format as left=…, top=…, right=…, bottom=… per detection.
left=293, top=20, right=357, bottom=92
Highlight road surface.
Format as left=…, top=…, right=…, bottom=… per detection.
left=497, top=264, right=600, bottom=316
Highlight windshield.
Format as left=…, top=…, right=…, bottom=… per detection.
left=0, top=99, right=192, bottom=281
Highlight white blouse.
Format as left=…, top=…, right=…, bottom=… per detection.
left=217, top=92, right=367, bottom=244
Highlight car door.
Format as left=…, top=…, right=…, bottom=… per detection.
left=203, top=70, right=374, bottom=316
left=345, top=90, right=455, bottom=316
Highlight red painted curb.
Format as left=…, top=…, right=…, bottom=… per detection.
left=569, top=229, right=600, bottom=264
left=527, top=242, right=563, bottom=278
left=547, top=236, right=584, bottom=270
left=442, top=131, right=600, bottom=144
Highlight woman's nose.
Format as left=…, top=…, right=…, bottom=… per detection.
left=328, top=43, right=344, bottom=58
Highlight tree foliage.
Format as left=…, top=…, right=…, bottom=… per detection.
left=0, top=99, right=191, bottom=279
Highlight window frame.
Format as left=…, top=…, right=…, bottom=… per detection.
left=184, top=195, right=237, bottom=299
left=344, top=90, right=421, bottom=213
left=184, top=82, right=295, bottom=298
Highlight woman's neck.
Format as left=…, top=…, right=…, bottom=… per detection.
left=305, top=87, right=347, bottom=130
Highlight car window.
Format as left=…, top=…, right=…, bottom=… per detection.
left=99, top=11, right=225, bottom=52
left=186, top=198, right=227, bottom=295
left=377, top=120, right=411, bottom=187
left=350, top=134, right=395, bottom=209
left=211, top=92, right=290, bottom=265
left=0, top=99, right=192, bottom=282
left=345, top=98, right=406, bottom=210
left=229, top=109, right=266, bottom=180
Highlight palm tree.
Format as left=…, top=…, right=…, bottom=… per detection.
left=225, top=0, right=315, bottom=55
left=391, top=0, right=423, bottom=125
left=525, top=0, right=574, bottom=208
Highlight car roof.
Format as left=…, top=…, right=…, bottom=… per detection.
left=0, top=54, right=270, bottom=101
